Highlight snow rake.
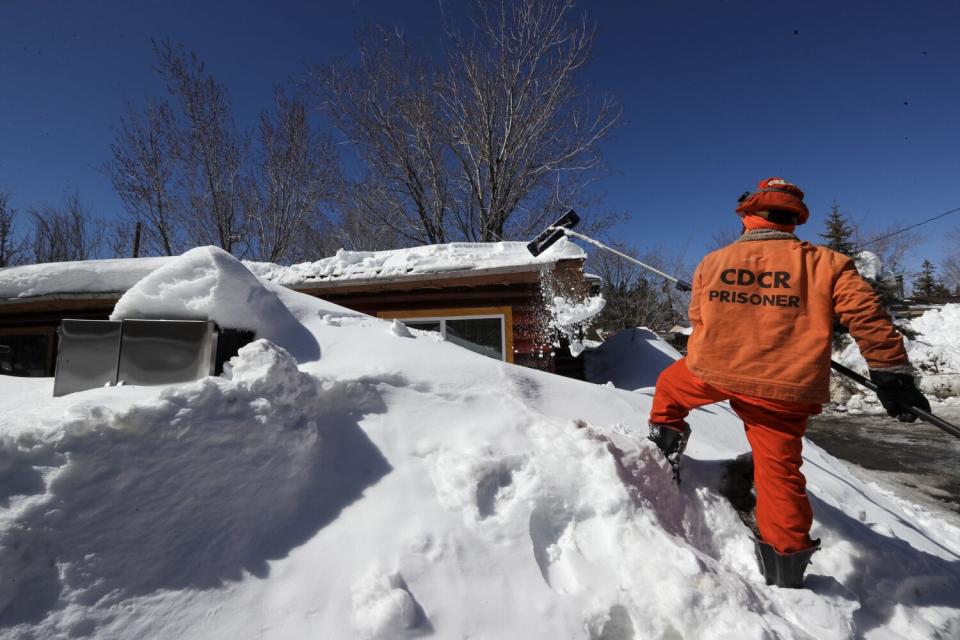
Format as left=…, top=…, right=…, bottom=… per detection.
left=527, top=210, right=692, bottom=291
left=527, top=210, right=960, bottom=441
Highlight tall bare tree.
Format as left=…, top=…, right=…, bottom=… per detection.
left=313, top=0, right=619, bottom=246
left=707, top=225, right=744, bottom=251
left=942, top=227, right=960, bottom=295
left=313, top=29, right=453, bottom=245
left=0, top=192, right=27, bottom=267
left=588, top=244, right=687, bottom=334
left=105, top=101, right=182, bottom=256
left=246, top=90, right=340, bottom=262
left=30, top=192, right=102, bottom=263
left=439, top=0, right=620, bottom=241
left=857, top=222, right=918, bottom=275
left=153, top=39, right=248, bottom=255
left=110, top=41, right=345, bottom=261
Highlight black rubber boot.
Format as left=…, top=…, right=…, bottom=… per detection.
left=648, top=423, right=690, bottom=484
left=754, top=538, right=821, bottom=588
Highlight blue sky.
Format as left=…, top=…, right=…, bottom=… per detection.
left=1, top=0, right=958, bottom=274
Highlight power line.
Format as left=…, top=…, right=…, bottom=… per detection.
left=859, top=204, right=960, bottom=248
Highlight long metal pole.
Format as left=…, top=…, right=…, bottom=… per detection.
left=830, top=361, right=960, bottom=440
left=560, top=228, right=693, bottom=291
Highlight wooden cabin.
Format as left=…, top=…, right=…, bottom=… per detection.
left=0, top=241, right=599, bottom=380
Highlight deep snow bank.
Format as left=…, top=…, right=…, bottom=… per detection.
left=0, top=339, right=390, bottom=633
left=2, top=250, right=959, bottom=639
left=585, top=327, right=681, bottom=391
left=835, top=303, right=960, bottom=403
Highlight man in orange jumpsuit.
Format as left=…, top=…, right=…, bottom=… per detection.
left=647, top=177, right=931, bottom=588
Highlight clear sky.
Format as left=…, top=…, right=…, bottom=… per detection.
left=1, top=0, right=958, bottom=274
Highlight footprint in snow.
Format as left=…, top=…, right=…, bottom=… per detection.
left=351, top=570, right=432, bottom=639
left=588, top=604, right=636, bottom=640
left=476, top=456, right=526, bottom=520
left=528, top=504, right=582, bottom=595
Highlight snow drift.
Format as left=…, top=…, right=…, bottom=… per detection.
left=585, top=327, right=681, bottom=391
left=109, top=246, right=323, bottom=363
left=835, top=303, right=960, bottom=403
left=0, top=340, right=388, bottom=632
left=1, top=248, right=959, bottom=639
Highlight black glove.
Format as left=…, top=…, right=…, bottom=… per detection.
left=869, top=369, right=931, bottom=423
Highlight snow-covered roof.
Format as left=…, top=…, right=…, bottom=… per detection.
left=0, top=239, right=585, bottom=303
left=0, top=257, right=171, bottom=302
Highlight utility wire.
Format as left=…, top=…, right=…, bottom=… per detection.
left=859, top=205, right=960, bottom=248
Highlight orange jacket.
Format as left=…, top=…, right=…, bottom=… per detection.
left=685, top=230, right=908, bottom=404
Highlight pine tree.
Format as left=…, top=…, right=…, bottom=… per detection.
left=934, top=282, right=952, bottom=297
left=819, top=201, right=856, bottom=257
left=911, top=259, right=938, bottom=297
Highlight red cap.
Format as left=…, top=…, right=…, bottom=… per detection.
left=735, top=177, right=809, bottom=225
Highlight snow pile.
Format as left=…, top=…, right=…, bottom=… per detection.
left=246, top=239, right=585, bottom=285
left=110, top=246, right=321, bottom=363
left=0, top=339, right=389, bottom=635
left=903, top=303, right=960, bottom=399
left=834, top=303, right=960, bottom=402
left=585, top=327, right=681, bottom=391
left=2, top=249, right=960, bottom=638
left=910, top=303, right=960, bottom=373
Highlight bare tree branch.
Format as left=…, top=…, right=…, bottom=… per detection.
left=153, top=38, right=249, bottom=255
left=105, top=100, right=183, bottom=256
left=942, top=227, right=960, bottom=295
left=0, top=193, right=28, bottom=267
left=439, top=0, right=621, bottom=241
left=246, top=89, right=340, bottom=262
left=587, top=244, right=687, bottom=334
left=311, top=29, right=453, bottom=245
left=311, top=0, right=620, bottom=247
left=29, top=192, right=103, bottom=263
left=857, top=221, right=919, bottom=275
left=707, top=225, right=743, bottom=251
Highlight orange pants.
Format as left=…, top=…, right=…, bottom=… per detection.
left=649, top=359, right=821, bottom=554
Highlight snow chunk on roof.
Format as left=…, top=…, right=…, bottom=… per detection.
left=111, top=246, right=319, bottom=362
left=245, top=239, right=585, bottom=286
left=0, top=257, right=170, bottom=299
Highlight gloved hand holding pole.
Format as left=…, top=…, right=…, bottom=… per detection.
left=830, top=361, right=960, bottom=439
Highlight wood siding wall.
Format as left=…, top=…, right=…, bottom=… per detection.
left=0, top=259, right=593, bottom=380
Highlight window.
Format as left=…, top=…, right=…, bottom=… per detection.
left=379, top=307, right=513, bottom=362
left=0, top=330, right=55, bottom=377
